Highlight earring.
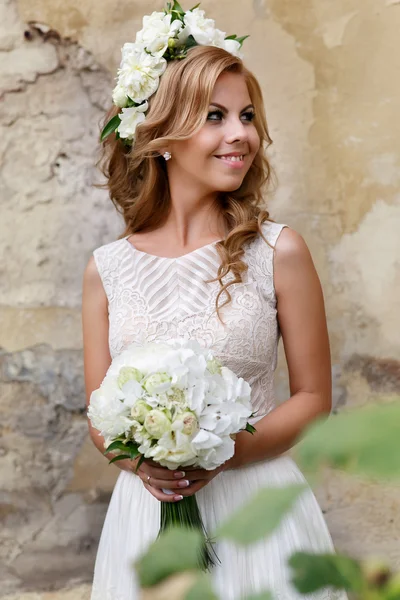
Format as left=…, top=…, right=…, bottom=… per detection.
left=163, top=151, right=171, bottom=161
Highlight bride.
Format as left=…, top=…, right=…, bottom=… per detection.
left=82, top=5, right=348, bottom=599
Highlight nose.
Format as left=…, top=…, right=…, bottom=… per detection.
left=224, top=115, right=249, bottom=145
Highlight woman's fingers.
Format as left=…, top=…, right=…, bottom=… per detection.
left=176, top=480, right=207, bottom=496
left=138, top=470, right=191, bottom=491
left=140, top=463, right=186, bottom=481
left=143, top=482, right=184, bottom=503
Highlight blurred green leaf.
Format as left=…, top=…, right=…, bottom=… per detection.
left=236, top=35, right=250, bottom=46
left=295, top=402, right=400, bottom=480
left=100, top=114, right=120, bottom=141
left=185, top=572, right=218, bottom=599
left=136, top=527, right=203, bottom=587
left=172, top=0, right=185, bottom=14
left=108, top=454, right=130, bottom=464
left=289, top=552, right=365, bottom=594
left=245, top=422, right=256, bottom=434
left=104, top=440, right=132, bottom=454
left=215, top=484, right=307, bottom=545
left=246, top=592, right=274, bottom=599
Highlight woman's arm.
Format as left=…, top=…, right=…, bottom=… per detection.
left=82, top=256, right=134, bottom=467
left=82, top=255, right=189, bottom=495
left=226, top=227, right=332, bottom=470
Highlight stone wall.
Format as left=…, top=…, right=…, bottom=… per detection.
left=1, top=0, right=399, bottom=597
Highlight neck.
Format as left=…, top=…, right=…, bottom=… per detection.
left=164, top=175, right=226, bottom=246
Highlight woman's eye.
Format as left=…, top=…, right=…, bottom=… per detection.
left=207, top=110, right=223, bottom=121
left=242, top=111, right=255, bottom=122
left=207, top=110, right=255, bottom=122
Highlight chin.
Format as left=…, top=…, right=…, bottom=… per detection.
left=218, top=180, right=245, bottom=193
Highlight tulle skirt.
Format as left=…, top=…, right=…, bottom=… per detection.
left=91, top=455, right=348, bottom=600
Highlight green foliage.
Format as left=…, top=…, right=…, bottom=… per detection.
left=100, top=114, right=120, bottom=141
left=295, top=402, right=400, bottom=480
left=104, top=440, right=140, bottom=463
left=136, top=527, right=203, bottom=587
left=134, top=400, right=400, bottom=599
left=289, top=552, right=365, bottom=594
left=185, top=572, right=219, bottom=599
left=215, top=484, right=307, bottom=545
left=245, top=422, right=256, bottom=434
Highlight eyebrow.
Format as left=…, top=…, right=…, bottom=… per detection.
left=209, top=102, right=255, bottom=112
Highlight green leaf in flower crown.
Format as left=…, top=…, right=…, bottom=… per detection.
left=189, top=2, right=201, bottom=9
left=245, top=592, right=274, bottom=600
left=289, top=552, right=365, bottom=594
left=295, top=401, right=400, bottom=480
left=225, top=34, right=238, bottom=40
left=215, top=484, right=307, bottom=545
left=136, top=527, right=203, bottom=587
left=185, top=572, right=218, bottom=600
left=108, top=454, right=131, bottom=464
left=185, top=34, right=199, bottom=49
left=100, top=114, right=120, bottom=141
left=172, top=0, right=185, bottom=14
left=235, top=35, right=250, bottom=46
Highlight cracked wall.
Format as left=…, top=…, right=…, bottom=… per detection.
left=1, top=0, right=400, bottom=597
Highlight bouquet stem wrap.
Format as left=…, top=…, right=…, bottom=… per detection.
left=161, top=491, right=219, bottom=568
left=87, top=338, right=255, bottom=571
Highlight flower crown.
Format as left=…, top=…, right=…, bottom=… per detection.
left=100, top=1, right=248, bottom=147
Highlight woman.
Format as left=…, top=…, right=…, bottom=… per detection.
left=82, top=13, right=347, bottom=599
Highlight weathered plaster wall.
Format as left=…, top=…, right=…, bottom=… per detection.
left=1, top=0, right=399, bottom=597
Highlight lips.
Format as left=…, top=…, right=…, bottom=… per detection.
left=215, top=154, right=245, bottom=162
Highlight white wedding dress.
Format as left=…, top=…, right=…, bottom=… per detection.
left=90, top=221, right=347, bottom=600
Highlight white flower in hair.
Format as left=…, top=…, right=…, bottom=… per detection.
left=220, top=37, right=243, bottom=58
left=116, top=47, right=167, bottom=104
left=100, top=2, right=248, bottom=147
left=117, top=101, right=148, bottom=141
left=183, top=8, right=217, bottom=46
left=137, top=11, right=183, bottom=57
left=112, top=83, right=129, bottom=108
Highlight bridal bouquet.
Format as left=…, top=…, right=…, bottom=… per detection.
left=87, top=338, right=255, bottom=568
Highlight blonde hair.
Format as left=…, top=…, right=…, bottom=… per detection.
left=98, top=45, right=275, bottom=322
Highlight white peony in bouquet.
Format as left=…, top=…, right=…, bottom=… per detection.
left=87, top=338, right=255, bottom=568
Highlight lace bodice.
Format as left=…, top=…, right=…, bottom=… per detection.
left=93, top=221, right=287, bottom=422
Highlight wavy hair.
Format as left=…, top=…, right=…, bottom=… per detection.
left=97, top=45, right=275, bottom=322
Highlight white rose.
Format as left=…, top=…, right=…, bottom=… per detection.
left=221, top=37, right=243, bottom=58
left=117, top=366, right=143, bottom=388
left=143, top=372, right=172, bottom=395
left=137, top=11, right=183, bottom=57
left=183, top=8, right=217, bottom=45
left=148, top=431, right=196, bottom=468
left=87, top=386, right=131, bottom=439
left=117, top=48, right=166, bottom=104
left=172, top=411, right=199, bottom=436
left=112, top=83, right=129, bottom=108
left=144, top=409, right=172, bottom=439
left=130, top=400, right=151, bottom=424
left=117, top=102, right=148, bottom=141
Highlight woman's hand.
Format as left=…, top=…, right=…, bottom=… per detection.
left=134, top=458, right=225, bottom=503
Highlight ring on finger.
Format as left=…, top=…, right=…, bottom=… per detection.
left=147, top=475, right=151, bottom=485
